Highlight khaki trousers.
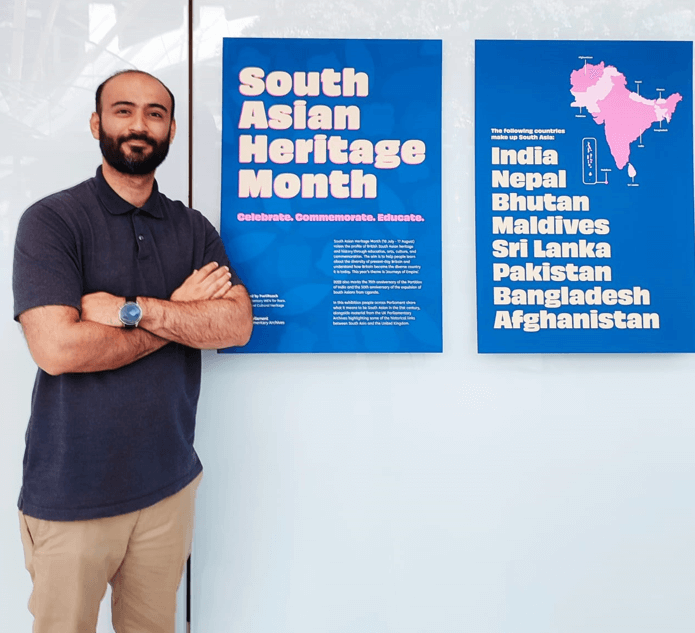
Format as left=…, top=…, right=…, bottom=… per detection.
left=19, top=473, right=202, bottom=633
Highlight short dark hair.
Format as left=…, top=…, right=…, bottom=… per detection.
left=95, top=70, right=175, bottom=119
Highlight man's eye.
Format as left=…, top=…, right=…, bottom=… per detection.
left=150, top=112, right=163, bottom=118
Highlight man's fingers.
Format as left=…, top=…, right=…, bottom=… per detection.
left=171, top=263, right=232, bottom=302
left=205, top=268, right=232, bottom=298
left=194, top=261, right=221, bottom=280
left=210, top=281, right=233, bottom=299
left=201, top=266, right=231, bottom=290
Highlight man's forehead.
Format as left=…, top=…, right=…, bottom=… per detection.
left=102, top=73, right=172, bottom=111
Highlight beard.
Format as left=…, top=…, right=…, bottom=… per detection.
left=99, top=122, right=171, bottom=175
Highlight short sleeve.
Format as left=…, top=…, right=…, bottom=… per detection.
left=13, top=198, right=84, bottom=321
left=201, top=215, right=243, bottom=287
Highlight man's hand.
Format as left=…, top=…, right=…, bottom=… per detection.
left=81, top=292, right=125, bottom=327
left=170, top=262, right=232, bottom=302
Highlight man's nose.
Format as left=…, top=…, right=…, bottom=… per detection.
left=128, top=110, right=147, bottom=132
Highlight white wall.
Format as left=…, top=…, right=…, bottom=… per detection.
left=191, top=1, right=695, bottom=633
left=2, top=1, right=695, bottom=633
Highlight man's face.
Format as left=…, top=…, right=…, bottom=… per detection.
left=98, top=117, right=171, bottom=175
left=91, top=72, right=176, bottom=176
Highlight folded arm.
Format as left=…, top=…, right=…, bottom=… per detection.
left=19, top=305, right=169, bottom=376
left=20, top=262, right=253, bottom=376
left=81, top=262, right=253, bottom=350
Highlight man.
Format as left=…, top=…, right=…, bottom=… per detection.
left=12, top=69, right=252, bottom=633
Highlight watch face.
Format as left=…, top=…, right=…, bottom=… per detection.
left=120, top=302, right=142, bottom=326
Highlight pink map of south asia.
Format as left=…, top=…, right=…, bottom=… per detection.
left=570, top=62, right=682, bottom=170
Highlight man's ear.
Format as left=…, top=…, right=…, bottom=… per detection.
left=169, top=118, right=177, bottom=144
left=90, top=112, right=101, bottom=140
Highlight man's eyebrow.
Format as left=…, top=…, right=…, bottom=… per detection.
left=148, top=102, right=169, bottom=113
left=110, top=100, right=169, bottom=113
left=110, top=100, right=136, bottom=109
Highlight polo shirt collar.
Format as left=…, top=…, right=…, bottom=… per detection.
left=95, top=166, right=164, bottom=218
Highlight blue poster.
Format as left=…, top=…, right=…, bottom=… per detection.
left=475, top=40, right=695, bottom=353
left=220, top=38, right=442, bottom=353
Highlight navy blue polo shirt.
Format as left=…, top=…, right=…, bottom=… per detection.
left=13, top=167, right=242, bottom=521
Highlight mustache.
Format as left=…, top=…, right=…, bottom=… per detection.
left=118, top=133, right=157, bottom=146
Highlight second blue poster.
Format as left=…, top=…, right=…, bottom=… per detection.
left=221, top=38, right=442, bottom=353
left=475, top=40, right=695, bottom=353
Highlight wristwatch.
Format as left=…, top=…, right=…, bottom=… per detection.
left=119, top=296, right=142, bottom=329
